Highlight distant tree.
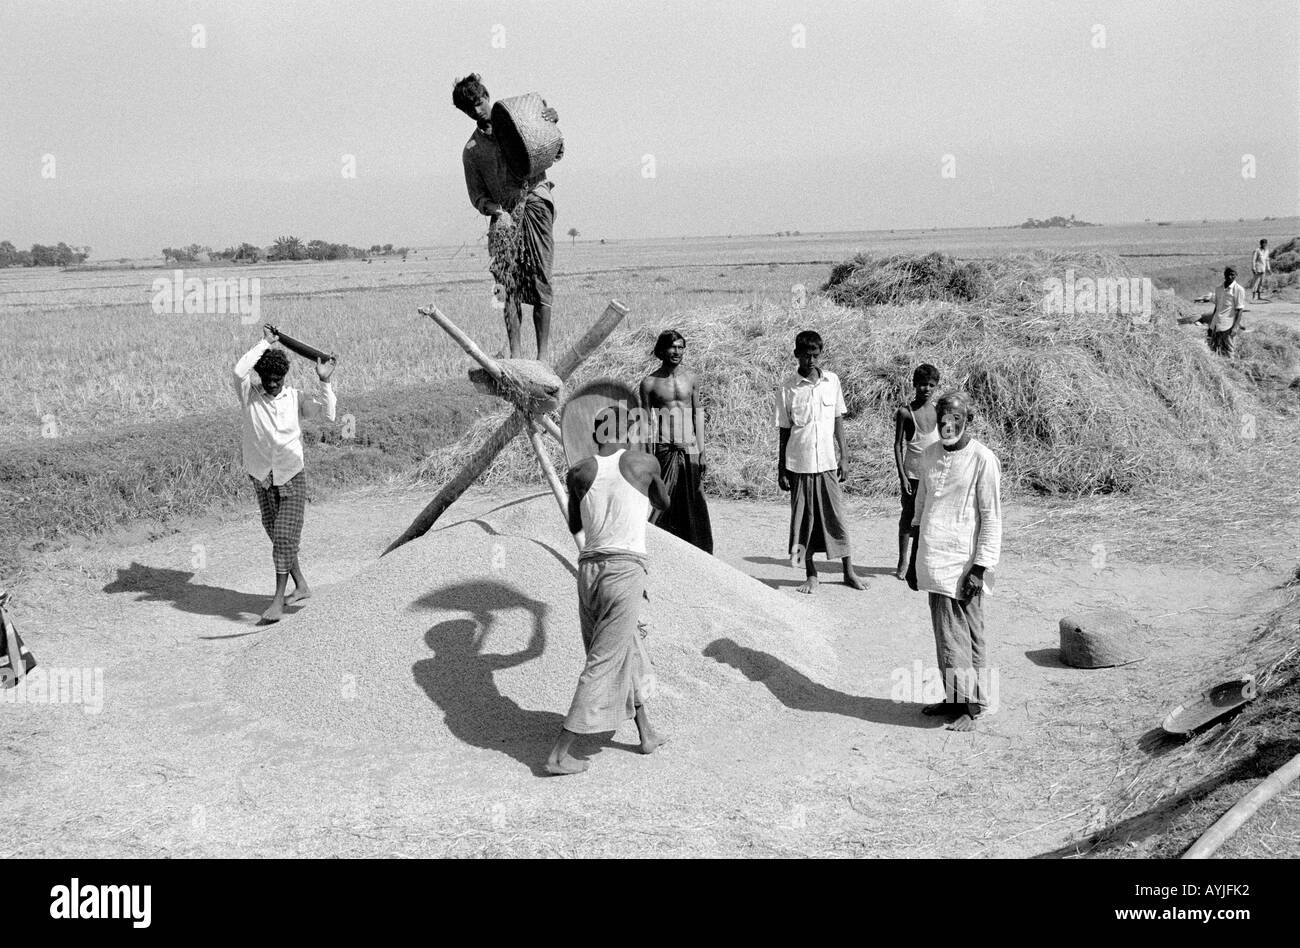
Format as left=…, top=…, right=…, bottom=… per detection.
left=382, top=243, right=393, bottom=253
left=567, top=227, right=579, bottom=245
left=0, top=240, right=18, bottom=267
left=269, top=235, right=307, bottom=261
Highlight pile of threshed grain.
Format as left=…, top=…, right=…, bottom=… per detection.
left=226, top=493, right=836, bottom=748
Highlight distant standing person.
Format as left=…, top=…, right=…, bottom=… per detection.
left=233, top=326, right=337, bottom=623
left=908, top=392, right=1002, bottom=732
left=893, top=363, right=940, bottom=581
left=1250, top=239, right=1270, bottom=301
left=547, top=409, right=671, bottom=775
left=639, top=329, right=714, bottom=554
left=776, top=330, right=866, bottom=594
left=1204, top=267, right=1247, bottom=356
left=453, top=72, right=560, bottom=362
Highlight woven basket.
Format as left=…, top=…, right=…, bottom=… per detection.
left=492, top=93, right=564, bottom=179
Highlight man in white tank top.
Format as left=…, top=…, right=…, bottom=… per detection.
left=546, top=409, right=672, bottom=776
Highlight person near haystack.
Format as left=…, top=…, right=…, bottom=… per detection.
left=776, top=330, right=865, bottom=594
left=233, top=326, right=337, bottom=624
left=453, top=72, right=559, bottom=362
left=1250, top=239, right=1270, bottom=301
left=639, top=329, right=714, bottom=554
left=547, top=408, right=671, bottom=776
left=907, top=392, right=1002, bottom=732
left=1204, top=267, right=1247, bottom=356
left=893, top=363, right=940, bottom=581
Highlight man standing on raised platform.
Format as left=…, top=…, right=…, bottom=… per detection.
left=454, top=73, right=559, bottom=362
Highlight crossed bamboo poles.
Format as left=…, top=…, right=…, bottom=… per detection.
left=383, top=299, right=629, bottom=555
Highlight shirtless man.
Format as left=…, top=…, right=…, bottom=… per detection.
left=639, top=329, right=713, bottom=553
left=546, top=409, right=672, bottom=775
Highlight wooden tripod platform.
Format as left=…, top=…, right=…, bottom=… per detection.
left=384, top=299, right=629, bottom=555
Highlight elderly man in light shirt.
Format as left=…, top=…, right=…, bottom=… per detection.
left=233, top=326, right=337, bottom=623
left=908, top=391, right=1002, bottom=732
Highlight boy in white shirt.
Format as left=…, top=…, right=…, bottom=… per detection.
left=776, top=330, right=865, bottom=595
left=233, top=326, right=337, bottom=623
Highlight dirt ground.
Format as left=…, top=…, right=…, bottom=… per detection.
left=4, top=484, right=1298, bottom=858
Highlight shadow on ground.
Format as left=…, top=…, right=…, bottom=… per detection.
left=103, top=561, right=282, bottom=627
left=410, top=580, right=628, bottom=776
left=703, top=637, right=938, bottom=729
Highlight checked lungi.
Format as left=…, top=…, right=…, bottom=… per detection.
left=787, top=470, right=852, bottom=563
left=564, top=553, right=652, bottom=734
left=250, top=471, right=307, bottom=574
left=492, top=189, right=555, bottom=308
left=650, top=443, right=713, bottom=554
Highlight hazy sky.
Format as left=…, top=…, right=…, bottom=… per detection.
left=2, top=0, right=1297, bottom=257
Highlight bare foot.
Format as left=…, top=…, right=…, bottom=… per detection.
left=946, top=712, right=978, bottom=732
left=796, top=575, right=819, bottom=595
left=843, top=569, right=866, bottom=590
left=894, top=569, right=907, bottom=581
left=259, top=600, right=284, bottom=624
left=921, top=702, right=962, bottom=717
left=286, top=586, right=312, bottom=605
left=545, top=753, right=589, bottom=776
left=639, top=732, right=669, bottom=755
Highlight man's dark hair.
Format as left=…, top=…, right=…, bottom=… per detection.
left=794, top=329, right=823, bottom=353
left=1224, top=266, right=1237, bottom=278
left=254, top=348, right=290, bottom=379
left=452, top=73, right=488, bottom=115
left=913, top=363, right=940, bottom=386
left=653, top=329, right=685, bottom=360
left=1260, top=239, right=1268, bottom=247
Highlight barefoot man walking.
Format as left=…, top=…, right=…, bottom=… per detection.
left=233, top=326, right=337, bottom=623
left=908, top=391, right=1002, bottom=732
left=547, top=408, right=671, bottom=775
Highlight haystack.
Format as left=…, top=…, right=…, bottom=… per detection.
left=225, top=493, right=836, bottom=748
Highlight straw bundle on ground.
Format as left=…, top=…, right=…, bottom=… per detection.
left=226, top=493, right=836, bottom=749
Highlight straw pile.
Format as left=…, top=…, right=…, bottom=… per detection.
left=225, top=493, right=835, bottom=748
left=421, top=251, right=1297, bottom=499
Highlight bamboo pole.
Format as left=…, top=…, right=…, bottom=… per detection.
left=525, top=416, right=580, bottom=551
left=418, top=305, right=502, bottom=379
left=384, top=300, right=628, bottom=554
left=1183, top=751, right=1300, bottom=859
